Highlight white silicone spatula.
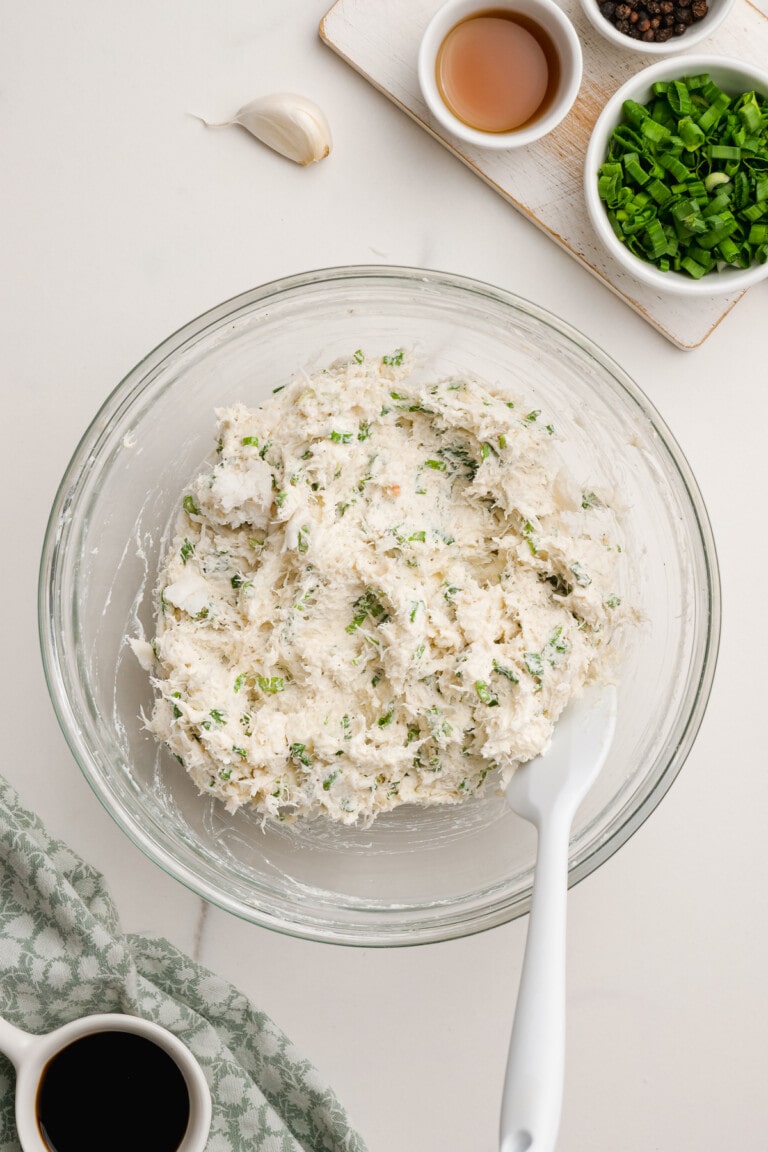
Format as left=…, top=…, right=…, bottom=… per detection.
left=499, top=683, right=618, bottom=1152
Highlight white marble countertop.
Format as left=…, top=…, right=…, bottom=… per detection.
left=2, top=3, right=767, bottom=1149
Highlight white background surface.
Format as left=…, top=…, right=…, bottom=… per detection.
left=2, top=3, right=767, bottom=1149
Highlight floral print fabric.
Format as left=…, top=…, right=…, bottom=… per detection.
left=0, top=775, right=366, bottom=1152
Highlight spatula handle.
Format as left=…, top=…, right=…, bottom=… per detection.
left=499, top=812, right=571, bottom=1152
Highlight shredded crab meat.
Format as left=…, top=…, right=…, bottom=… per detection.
left=144, top=351, right=630, bottom=826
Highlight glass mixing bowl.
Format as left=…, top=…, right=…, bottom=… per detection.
left=39, top=266, right=720, bottom=946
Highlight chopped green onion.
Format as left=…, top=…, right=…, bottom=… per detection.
left=678, top=117, right=705, bottom=150
left=680, top=255, right=707, bottom=279
left=201, top=709, right=224, bottom=730
left=668, top=81, right=691, bottom=117
left=708, top=143, right=740, bottom=162
left=474, top=681, right=499, bottom=707
left=257, top=676, right=284, bottom=693
left=290, top=742, right=313, bottom=767
left=570, top=562, right=592, bottom=587
left=597, top=75, right=768, bottom=278
left=641, top=118, right=671, bottom=145
left=623, top=153, right=648, bottom=185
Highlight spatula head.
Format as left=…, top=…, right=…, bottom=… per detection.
left=505, top=684, right=617, bottom=826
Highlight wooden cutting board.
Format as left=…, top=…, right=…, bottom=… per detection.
left=320, top=0, right=768, bottom=349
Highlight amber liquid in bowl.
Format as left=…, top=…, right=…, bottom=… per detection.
left=436, top=9, right=561, bottom=132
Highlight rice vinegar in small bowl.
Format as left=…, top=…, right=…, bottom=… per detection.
left=418, top=0, right=582, bottom=148
left=436, top=10, right=560, bottom=132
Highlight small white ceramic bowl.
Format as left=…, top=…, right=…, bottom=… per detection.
left=578, top=0, right=735, bottom=55
left=1, top=1012, right=211, bottom=1152
left=418, top=0, right=582, bottom=149
left=584, top=55, right=768, bottom=296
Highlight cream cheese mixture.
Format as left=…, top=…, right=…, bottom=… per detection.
left=142, top=350, right=629, bottom=825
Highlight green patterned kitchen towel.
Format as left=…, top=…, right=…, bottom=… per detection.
left=0, top=774, right=367, bottom=1152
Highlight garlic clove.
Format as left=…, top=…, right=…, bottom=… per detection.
left=201, top=93, right=332, bottom=166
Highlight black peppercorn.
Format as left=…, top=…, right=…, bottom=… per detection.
left=596, top=0, right=708, bottom=41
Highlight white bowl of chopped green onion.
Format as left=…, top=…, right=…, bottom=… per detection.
left=584, top=56, right=768, bottom=294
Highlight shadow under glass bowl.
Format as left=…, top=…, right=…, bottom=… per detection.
left=39, top=265, right=720, bottom=947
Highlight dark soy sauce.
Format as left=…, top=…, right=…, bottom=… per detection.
left=36, top=1031, right=191, bottom=1152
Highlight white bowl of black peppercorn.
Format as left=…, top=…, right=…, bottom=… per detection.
left=579, top=0, right=734, bottom=52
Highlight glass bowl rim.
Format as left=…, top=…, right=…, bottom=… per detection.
left=38, top=263, right=722, bottom=946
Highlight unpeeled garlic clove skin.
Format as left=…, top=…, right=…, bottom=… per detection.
left=207, top=93, right=332, bottom=165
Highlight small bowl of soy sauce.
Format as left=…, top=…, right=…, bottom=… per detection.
left=418, top=0, right=583, bottom=149
left=0, top=1010, right=211, bottom=1152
